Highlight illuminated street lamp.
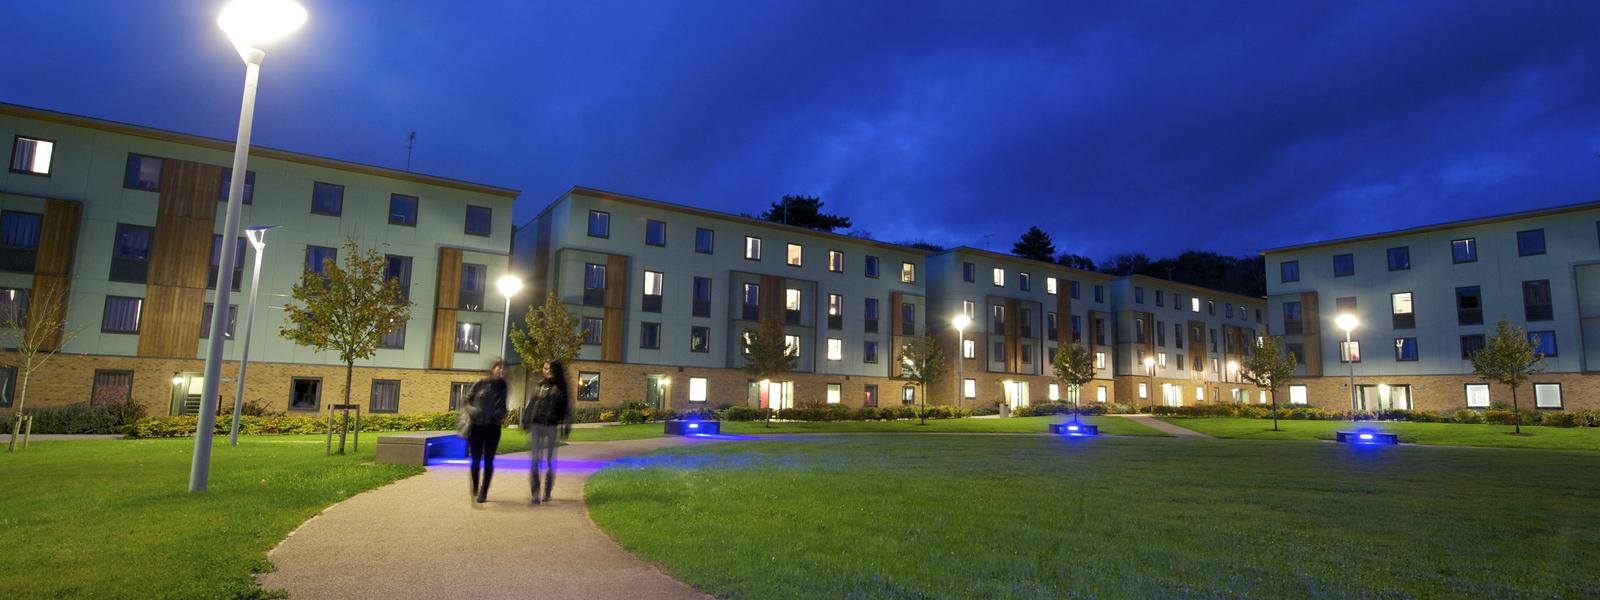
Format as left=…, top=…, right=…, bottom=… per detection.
left=1226, top=359, right=1238, bottom=384
left=496, top=274, right=523, bottom=356
left=192, top=0, right=306, bottom=493
left=228, top=225, right=279, bottom=446
left=952, top=314, right=970, bottom=409
left=1336, top=313, right=1359, bottom=420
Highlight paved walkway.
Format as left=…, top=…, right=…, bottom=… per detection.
left=1110, top=414, right=1214, bottom=438
left=259, top=436, right=717, bottom=600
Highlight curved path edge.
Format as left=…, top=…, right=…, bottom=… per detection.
left=258, top=436, right=716, bottom=600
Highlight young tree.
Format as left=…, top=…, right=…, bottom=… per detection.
left=1471, top=320, right=1545, bottom=435
left=1052, top=343, right=1096, bottom=423
left=509, top=292, right=583, bottom=393
left=1, top=285, right=78, bottom=452
left=279, top=240, right=411, bottom=454
left=1012, top=226, right=1058, bottom=262
left=1056, top=253, right=1098, bottom=272
left=741, top=318, right=798, bottom=427
left=758, top=195, right=853, bottom=232
left=1239, top=335, right=1298, bottom=432
left=896, top=336, right=947, bottom=425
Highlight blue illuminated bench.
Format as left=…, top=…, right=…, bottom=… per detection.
left=664, top=420, right=720, bottom=436
left=1048, top=422, right=1098, bottom=436
left=1336, top=430, right=1399, bottom=445
left=375, top=432, right=467, bottom=465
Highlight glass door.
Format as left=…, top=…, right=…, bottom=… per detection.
left=644, top=376, right=665, bottom=410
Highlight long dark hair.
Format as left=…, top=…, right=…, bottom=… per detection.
left=545, top=360, right=570, bottom=398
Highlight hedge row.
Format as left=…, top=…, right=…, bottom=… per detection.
left=1150, top=403, right=1600, bottom=427
left=3, top=401, right=148, bottom=435
left=126, top=412, right=464, bottom=439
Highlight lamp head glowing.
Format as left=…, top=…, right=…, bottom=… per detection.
left=172, top=376, right=185, bottom=386
left=1227, top=360, right=1238, bottom=372
left=952, top=314, right=970, bottom=332
left=1143, top=356, right=1155, bottom=368
left=218, top=0, right=307, bottom=61
left=1335, top=313, right=1359, bottom=332
left=244, top=224, right=280, bottom=249
left=496, top=274, right=523, bottom=298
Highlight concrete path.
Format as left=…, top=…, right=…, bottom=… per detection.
left=1110, top=414, right=1214, bottom=438
left=259, top=436, right=718, bottom=600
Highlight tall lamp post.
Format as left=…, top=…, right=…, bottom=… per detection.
left=193, top=0, right=306, bottom=492
left=496, top=274, right=523, bottom=357
left=1336, top=314, right=1359, bottom=421
left=1142, top=356, right=1156, bottom=410
left=952, top=314, right=970, bottom=410
left=228, top=225, right=279, bottom=446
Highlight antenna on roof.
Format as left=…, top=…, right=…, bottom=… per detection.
left=405, top=131, right=416, bottom=171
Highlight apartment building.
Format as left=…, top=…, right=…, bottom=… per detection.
left=1263, top=201, right=1600, bottom=412
left=923, top=248, right=1117, bottom=409
left=0, top=103, right=518, bottom=416
left=1107, top=276, right=1268, bottom=408
left=510, top=187, right=930, bottom=410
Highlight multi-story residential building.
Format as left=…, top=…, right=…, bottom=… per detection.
left=924, top=248, right=1117, bottom=409
left=1107, top=276, right=1268, bottom=408
left=1263, top=201, right=1600, bottom=412
left=510, top=187, right=930, bottom=410
left=0, top=103, right=518, bottom=416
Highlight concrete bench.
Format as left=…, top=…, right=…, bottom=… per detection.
left=1336, top=430, right=1399, bottom=445
left=375, top=432, right=467, bottom=466
left=1048, top=422, right=1098, bottom=436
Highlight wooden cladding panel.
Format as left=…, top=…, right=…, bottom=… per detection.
left=430, top=308, right=458, bottom=370
left=1004, top=298, right=1021, bottom=373
left=27, top=275, right=70, bottom=351
left=1056, top=292, right=1074, bottom=348
left=602, top=307, right=625, bottom=361
left=889, top=292, right=904, bottom=337
left=603, top=255, right=629, bottom=309
left=435, top=248, right=463, bottom=309
left=149, top=160, right=221, bottom=289
left=35, top=200, right=82, bottom=277
left=137, top=285, right=203, bottom=358
left=760, top=276, right=784, bottom=325
left=1299, top=291, right=1323, bottom=376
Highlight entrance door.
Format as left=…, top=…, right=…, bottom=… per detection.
left=1003, top=381, right=1030, bottom=410
left=1357, top=384, right=1411, bottom=411
left=751, top=380, right=794, bottom=410
left=1163, top=383, right=1182, bottom=407
left=644, top=376, right=666, bottom=410
left=169, top=373, right=204, bottom=416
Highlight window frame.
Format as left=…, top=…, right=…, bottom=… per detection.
left=310, top=181, right=345, bottom=216
left=694, top=227, right=715, bottom=254
left=1332, top=253, right=1355, bottom=277
left=744, top=236, right=762, bottom=261
left=900, top=262, right=916, bottom=284
left=587, top=210, right=610, bottom=238
left=786, top=243, right=803, bottom=267
left=464, top=205, right=493, bottom=237
left=388, top=194, right=420, bottom=227
left=578, top=372, right=601, bottom=401
left=123, top=153, right=163, bottom=191
left=1516, top=229, right=1546, bottom=257
left=10, top=135, right=55, bottom=176
left=1533, top=383, right=1563, bottom=409
left=90, top=370, right=134, bottom=406
left=828, top=250, right=844, bottom=273
left=644, top=219, right=666, bottom=247
left=369, top=379, right=401, bottom=414
left=101, top=296, right=143, bottom=334
left=1386, top=246, right=1410, bottom=271
left=1279, top=260, right=1299, bottom=283
left=455, top=321, right=482, bottom=353
left=1464, top=383, right=1490, bottom=408
left=865, top=255, right=880, bottom=278
left=1394, top=337, right=1419, bottom=362
left=288, top=377, right=322, bottom=412
left=1451, top=238, right=1477, bottom=263
left=640, top=321, right=661, bottom=349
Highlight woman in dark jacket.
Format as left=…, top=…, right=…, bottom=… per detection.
left=520, top=360, right=572, bottom=504
left=465, top=359, right=509, bottom=504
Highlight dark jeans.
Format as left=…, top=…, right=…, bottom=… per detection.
left=529, top=424, right=559, bottom=497
left=468, top=424, right=502, bottom=497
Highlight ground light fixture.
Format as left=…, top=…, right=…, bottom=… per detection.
left=192, top=0, right=306, bottom=493
left=1336, top=428, right=1399, bottom=446
left=495, top=274, right=522, bottom=356
left=952, top=314, right=970, bottom=409
left=1336, top=313, right=1359, bottom=420
left=664, top=419, right=721, bottom=436
left=1049, top=422, right=1099, bottom=436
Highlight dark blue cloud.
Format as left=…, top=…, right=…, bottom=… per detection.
left=4, top=0, right=1596, bottom=258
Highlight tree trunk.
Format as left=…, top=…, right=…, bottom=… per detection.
left=1510, top=384, right=1521, bottom=435
left=338, top=361, right=353, bottom=454
left=1271, top=387, right=1280, bottom=431
left=8, top=370, right=30, bottom=452
left=918, top=383, right=927, bottom=425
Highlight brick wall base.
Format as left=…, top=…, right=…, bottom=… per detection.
left=1286, top=373, right=1600, bottom=413
left=1112, top=375, right=1266, bottom=409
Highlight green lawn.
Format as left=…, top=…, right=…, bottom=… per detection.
left=719, top=415, right=1165, bottom=437
left=0, top=437, right=422, bottom=599
left=588, top=435, right=1600, bottom=598
left=1158, top=417, right=1600, bottom=451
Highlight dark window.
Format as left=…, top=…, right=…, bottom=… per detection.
left=10, top=136, right=53, bottom=175
left=91, top=370, right=133, bottom=406
left=1523, top=280, right=1553, bottom=321
left=1391, top=292, right=1415, bottom=329
left=311, top=182, right=344, bottom=215
left=1335, top=296, right=1357, bottom=314
left=991, top=304, right=1004, bottom=332
left=583, top=263, right=606, bottom=307
left=580, top=317, right=602, bottom=345
left=1527, top=331, right=1557, bottom=357
left=1019, top=273, right=1031, bottom=292
left=1155, top=290, right=1165, bottom=307
left=864, top=298, right=879, bottom=333
left=863, top=384, right=878, bottom=407
left=640, top=322, right=660, bottom=349
left=459, top=263, right=486, bottom=310
left=209, top=235, right=245, bottom=291
left=1173, top=322, right=1183, bottom=349
left=0, top=366, right=15, bottom=407
left=1134, top=318, right=1145, bottom=343
left=385, top=255, right=413, bottom=300
left=1459, top=335, right=1485, bottom=359
left=641, top=271, right=663, bottom=313
left=992, top=341, right=1005, bottom=362
left=1225, top=303, right=1234, bottom=318
left=587, top=210, right=609, bottom=238
left=1046, top=312, right=1058, bottom=342
left=1021, top=344, right=1033, bottom=364
left=1333, top=253, right=1355, bottom=277
left=1280, top=261, right=1299, bottom=282
left=1134, top=286, right=1144, bottom=304
left=865, top=256, right=880, bottom=278
left=1387, top=247, right=1410, bottom=271
left=741, top=283, right=760, bottom=321
left=0, top=211, right=42, bottom=272
left=109, top=224, right=154, bottom=283
left=1071, top=315, right=1082, bottom=343
left=449, top=382, right=473, bottom=410
left=1394, top=337, right=1419, bottom=362
left=465, top=205, right=492, bottom=236
left=1516, top=229, right=1546, bottom=256
left=962, top=262, right=975, bottom=283
left=689, top=326, right=710, bottom=352
left=380, top=321, right=406, bottom=349
left=1094, top=285, right=1104, bottom=303
left=456, top=322, right=482, bottom=352
left=864, top=341, right=878, bottom=363
left=218, top=168, right=255, bottom=204
left=1455, top=286, right=1482, bottom=326
left=1283, top=301, right=1303, bottom=335
left=645, top=219, right=666, bottom=246
left=1207, top=300, right=1215, bottom=316
left=1451, top=238, right=1477, bottom=263
left=305, top=245, right=338, bottom=275
left=692, top=276, right=712, bottom=318
left=1021, top=308, right=1033, bottom=338
left=388, top=194, right=419, bottom=226
left=101, top=296, right=142, bottom=333
left=199, top=303, right=237, bottom=339
left=123, top=154, right=162, bottom=191
left=901, top=302, right=915, bottom=335
left=1094, top=317, right=1106, bottom=346
left=369, top=380, right=400, bottom=413
left=578, top=372, right=601, bottom=401
left=289, top=378, right=321, bottom=411
left=1285, top=343, right=1303, bottom=364
left=1155, top=319, right=1165, bottom=346
left=0, top=288, right=29, bottom=325
left=695, top=227, right=714, bottom=254
left=1070, top=281, right=1080, bottom=299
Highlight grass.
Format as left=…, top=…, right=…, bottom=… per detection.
left=1158, top=417, right=1600, bottom=451
left=0, top=437, right=421, bottom=599
left=588, top=435, right=1600, bottom=598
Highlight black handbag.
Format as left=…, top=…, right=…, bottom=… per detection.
left=456, top=382, right=480, bottom=438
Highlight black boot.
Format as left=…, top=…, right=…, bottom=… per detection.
left=542, top=473, right=553, bottom=503
left=530, top=478, right=541, bottom=505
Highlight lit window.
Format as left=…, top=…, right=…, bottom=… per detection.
left=1158, top=352, right=1167, bottom=367
left=826, top=383, right=842, bottom=404
left=1047, top=383, right=1059, bottom=401
left=1392, top=292, right=1415, bottom=329
left=10, top=136, right=54, bottom=175
left=962, top=339, right=975, bottom=359
left=1289, top=385, right=1308, bottom=405
left=1046, top=277, right=1057, bottom=295
left=785, top=335, right=801, bottom=355
left=992, top=268, right=1005, bottom=286
left=1534, top=383, right=1562, bottom=409
left=745, top=236, right=762, bottom=260
left=1191, top=297, right=1200, bottom=312
left=1094, top=352, right=1106, bottom=369
left=787, top=243, right=803, bottom=266
left=964, top=379, right=977, bottom=399
left=900, top=262, right=916, bottom=283
left=1095, top=386, right=1106, bottom=403
left=962, top=300, right=975, bottom=318
left=689, top=377, right=708, bottom=402
left=828, top=250, right=843, bottom=273
left=1465, top=384, right=1490, bottom=408
left=827, top=338, right=843, bottom=361
left=1138, top=383, right=1148, bottom=399
left=785, top=288, right=801, bottom=311
left=1195, top=386, right=1204, bottom=401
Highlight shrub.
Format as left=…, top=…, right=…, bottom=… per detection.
left=719, top=406, right=769, bottom=421
left=1483, top=409, right=1540, bottom=426
left=970, top=406, right=1000, bottom=416
left=126, top=411, right=463, bottom=439
left=1576, top=411, right=1600, bottom=428
left=572, top=406, right=606, bottom=424
left=856, top=407, right=880, bottom=421
left=677, top=408, right=720, bottom=421
left=1450, top=409, right=1486, bottom=424
left=1540, top=411, right=1579, bottom=428
left=1015, top=402, right=1074, bottom=417
left=918, top=405, right=970, bottom=420
left=19, top=401, right=147, bottom=435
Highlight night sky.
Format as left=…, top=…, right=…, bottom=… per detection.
left=4, top=1, right=1598, bottom=259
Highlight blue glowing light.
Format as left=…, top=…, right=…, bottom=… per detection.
left=1066, top=425, right=1080, bottom=431
left=688, top=423, right=700, bottom=429
left=1358, top=433, right=1373, bottom=440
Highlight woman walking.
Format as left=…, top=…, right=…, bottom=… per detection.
left=464, top=359, right=509, bottom=504
left=520, top=360, right=572, bottom=504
